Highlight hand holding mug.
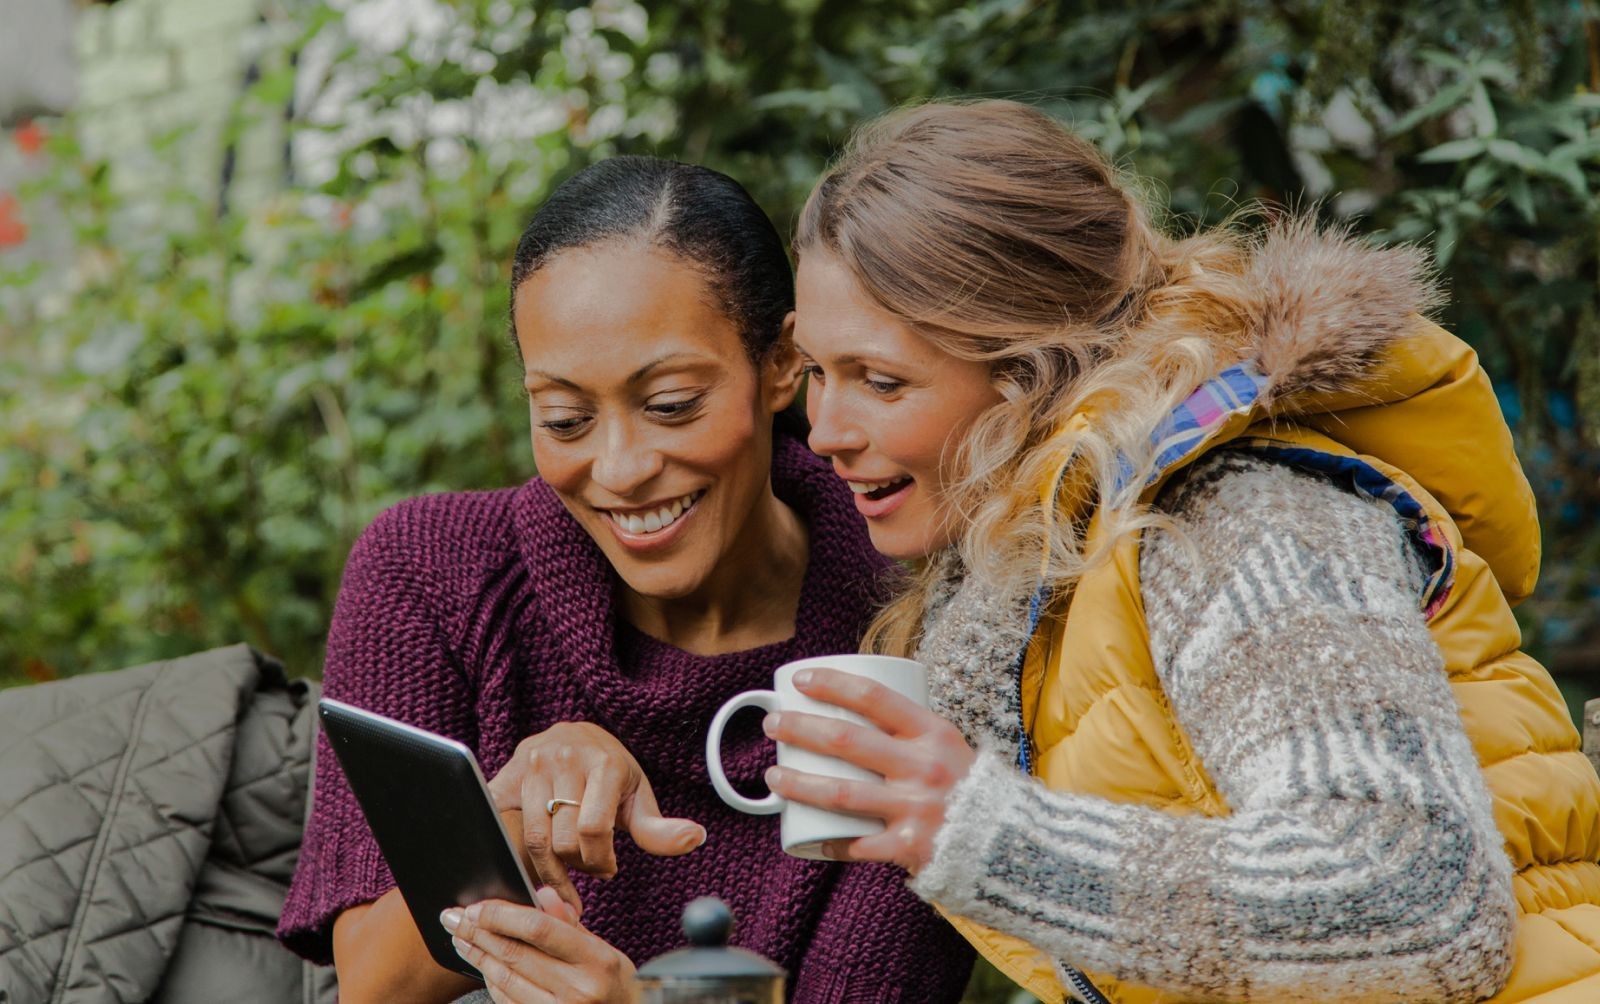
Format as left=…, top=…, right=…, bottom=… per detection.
left=489, top=722, right=706, bottom=917
left=706, top=654, right=975, bottom=869
left=759, top=666, right=977, bottom=873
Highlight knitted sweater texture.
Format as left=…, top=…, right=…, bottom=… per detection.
left=909, top=451, right=1515, bottom=1002
left=277, top=436, right=974, bottom=1002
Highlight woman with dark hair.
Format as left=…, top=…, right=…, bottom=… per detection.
left=276, top=157, right=973, bottom=1004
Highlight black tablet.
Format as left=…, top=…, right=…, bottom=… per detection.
left=317, top=697, right=538, bottom=981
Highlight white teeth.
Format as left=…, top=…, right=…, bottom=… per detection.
left=607, top=490, right=703, bottom=536
left=847, top=478, right=908, bottom=495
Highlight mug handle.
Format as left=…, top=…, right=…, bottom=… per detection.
left=705, top=690, right=783, bottom=815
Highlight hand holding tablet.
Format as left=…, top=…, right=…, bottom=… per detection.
left=317, top=698, right=540, bottom=980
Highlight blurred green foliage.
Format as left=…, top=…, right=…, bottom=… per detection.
left=3, top=0, right=1598, bottom=703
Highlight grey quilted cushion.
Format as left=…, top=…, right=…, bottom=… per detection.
left=0, top=645, right=334, bottom=1004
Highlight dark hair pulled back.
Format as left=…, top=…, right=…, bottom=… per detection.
left=511, top=156, right=794, bottom=364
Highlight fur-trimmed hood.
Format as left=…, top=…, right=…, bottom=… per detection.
left=1236, top=219, right=1445, bottom=407
left=1130, top=218, right=1540, bottom=603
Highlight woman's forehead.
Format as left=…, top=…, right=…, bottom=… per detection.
left=794, top=255, right=929, bottom=365
left=515, top=245, right=744, bottom=381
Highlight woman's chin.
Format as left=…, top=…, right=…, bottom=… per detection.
left=865, top=524, right=939, bottom=563
left=862, top=499, right=957, bottom=561
left=609, top=558, right=709, bottom=602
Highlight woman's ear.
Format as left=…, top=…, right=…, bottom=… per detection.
left=763, top=311, right=803, bottom=412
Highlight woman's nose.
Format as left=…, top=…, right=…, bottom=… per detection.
left=590, top=423, right=666, bottom=497
left=805, top=386, right=868, bottom=457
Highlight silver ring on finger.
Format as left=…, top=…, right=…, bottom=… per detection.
left=545, top=797, right=581, bottom=815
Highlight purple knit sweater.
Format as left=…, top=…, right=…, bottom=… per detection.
left=277, top=435, right=974, bottom=1001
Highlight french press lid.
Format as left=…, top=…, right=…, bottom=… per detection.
left=634, top=897, right=786, bottom=982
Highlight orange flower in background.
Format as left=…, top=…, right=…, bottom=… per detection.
left=0, top=192, right=27, bottom=247
left=14, top=120, right=46, bottom=156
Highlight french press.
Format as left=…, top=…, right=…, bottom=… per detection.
left=633, top=897, right=785, bottom=1003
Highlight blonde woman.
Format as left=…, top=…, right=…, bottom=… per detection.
left=761, top=100, right=1600, bottom=1003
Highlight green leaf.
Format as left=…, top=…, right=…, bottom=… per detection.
left=1472, top=59, right=1517, bottom=87
left=1389, top=81, right=1471, bottom=135
left=816, top=49, right=887, bottom=118
left=1416, top=49, right=1468, bottom=73
left=1542, top=159, right=1590, bottom=198
left=1549, top=137, right=1600, bottom=167
left=1506, top=172, right=1535, bottom=224
left=1165, top=96, right=1247, bottom=136
left=272, top=364, right=318, bottom=407
left=350, top=243, right=445, bottom=298
left=1462, top=160, right=1498, bottom=196
left=1418, top=138, right=1487, bottom=163
left=1487, top=139, right=1547, bottom=172
left=1469, top=81, right=1496, bottom=136
left=1434, top=216, right=1460, bottom=267
left=1117, top=73, right=1170, bottom=120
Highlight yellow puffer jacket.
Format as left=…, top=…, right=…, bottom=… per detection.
left=942, top=315, right=1600, bottom=1002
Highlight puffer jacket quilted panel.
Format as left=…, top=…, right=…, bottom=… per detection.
left=0, top=645, right=333, bottom=1004
left=151, top=673, right=332, bottom=1004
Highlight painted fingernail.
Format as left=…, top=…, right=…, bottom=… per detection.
left=439, top=908, right=462, bottom=933
left=795, top=669, right=814, bottom=686
left=452, top=936, right=472, bottom=957
left=762, top=713, right=779, bottom=736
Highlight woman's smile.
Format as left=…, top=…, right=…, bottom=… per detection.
left=597, top=489, right=706, bottom=552
left=842, top=474, right=915, bottom=519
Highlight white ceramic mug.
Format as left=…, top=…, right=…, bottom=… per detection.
left=705, top=654, right=929, bottom=860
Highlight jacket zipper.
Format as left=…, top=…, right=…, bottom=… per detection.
left=1063, top=964, right=1111, bottom=1004
left=1015, top=584, right=1110, bottom=1004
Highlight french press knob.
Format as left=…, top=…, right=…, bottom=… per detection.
left=633, top=897, right=785, bottom=1003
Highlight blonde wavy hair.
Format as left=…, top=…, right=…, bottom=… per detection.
left=794, top=99, right=1267, bottom=656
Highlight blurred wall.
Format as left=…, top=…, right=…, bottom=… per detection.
left=73, top=0, right=291, bottom=208
left=0, top=0, right=78, bottom=126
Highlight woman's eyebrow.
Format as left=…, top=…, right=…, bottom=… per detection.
left=524, top=371, right=581, bottom=391
left=524, top=353, right=718, bottom=392
left=805, top=351, right=889, bottom=369
left=627, top=352, right=715, bottom=383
